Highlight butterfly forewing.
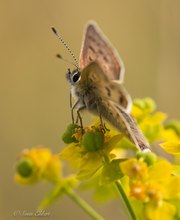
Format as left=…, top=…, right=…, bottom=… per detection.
left=79, top=21, right=125, bottom=81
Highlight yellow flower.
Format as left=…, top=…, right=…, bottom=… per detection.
left=130, top=182, right=147, bottom=201
left=120, top=158, right=148, bottom=181
left=145, top=201, right=176, bottom=220
left=132, top=98, right=156, bottom=119
left=60, top=121, right=123, bottom=180
left=15, top=147, right=62, bottom=184
left=145, top=182, right=164, bottom=205
left=120, top=158, right=180, bottom=219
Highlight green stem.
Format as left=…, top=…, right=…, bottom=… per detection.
left=65, top=187, right=105, bottom=220
left=115, top=181, right=138, bottom=220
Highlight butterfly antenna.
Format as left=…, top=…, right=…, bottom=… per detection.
left=51, top=26, right=79, bottom=70
left=56, top=53, right=78, bottom=69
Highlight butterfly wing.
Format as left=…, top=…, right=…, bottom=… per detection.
left=101, top=99, right=150, bottom=152
left=84, top=62, right=132, bottom=113
left=75, top=62, right=150, bottom=151
left=79, top=21, right=125, bottom=82
left=99, top=79, right=132, bottom=114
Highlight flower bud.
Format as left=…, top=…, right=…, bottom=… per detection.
left=16, top=158, right=34, bottom=178
left=136, top=152, right=157, bottom=166
left=62, top=124, right=79, bottom=144
left=82, top=131, right=104, bottom=151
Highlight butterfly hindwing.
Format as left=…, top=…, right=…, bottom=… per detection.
left=83, top=62, right=131, bottom=112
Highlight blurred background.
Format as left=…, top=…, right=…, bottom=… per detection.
left=1, top=0, right=180, bottom=219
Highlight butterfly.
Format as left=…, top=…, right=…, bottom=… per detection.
left=52, top=21, right=151, bottom=152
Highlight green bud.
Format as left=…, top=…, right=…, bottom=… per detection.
left=16, top=158, right=34, bottom=177
left=62, top=124, right=79, bottom=144
left=136, top=152, right=157, bottom=166
left=82, top=131, right=104, bottom=151
left=133, top=99, right=145, bottom=110
left=133, top=98, right=156, bottom=113
left=144, top=98, right=156, bottom=112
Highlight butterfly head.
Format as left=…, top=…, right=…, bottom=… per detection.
left=66, top=68, right=81, bottom=85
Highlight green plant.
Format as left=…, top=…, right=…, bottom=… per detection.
left=15, top=98, right=180, bottom=220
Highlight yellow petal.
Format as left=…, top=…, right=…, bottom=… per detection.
left=120, top=158, right=148, bottom=180
left=160, top=140, right=180, bottom=156
left=164, top=176, right=180, bottom=198
left=145, top=201, right=176, bottom=220
left=148, top=160, right=172, bottom=181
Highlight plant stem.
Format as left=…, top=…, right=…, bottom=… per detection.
left=65, top=187, right=105, bottom=220
left=115, top=180, right=138, bottom=220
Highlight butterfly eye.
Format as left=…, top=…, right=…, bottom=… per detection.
left=71, top=71, right=81, bottom=84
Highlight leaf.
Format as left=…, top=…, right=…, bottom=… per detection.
left=104, top=134, right=123, bottom=152
left=169, top=196, right=180, bottom=219
left=77, top=163, right=102, bottom=180
left=116, top=138, right=137, bottom=150
left=93, top=184, right=118, bottom=203
left=160, top=141, right=180, bottom=156
left=101, top=159, right=125, bottom=184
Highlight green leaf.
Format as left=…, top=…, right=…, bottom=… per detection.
left=169, top=196, right=180, bottom=219
left=105, top=134, right=123, bottom=152
left=77, top=164, right=102, bottom=180
left=93, top=184, right=118, bottom=203
left=101, top=159, right=125, bottom=184
left=116, top=137, right=137, bottom=150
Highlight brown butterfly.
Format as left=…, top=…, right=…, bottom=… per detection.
left=52, top=21, right=151, bottom=152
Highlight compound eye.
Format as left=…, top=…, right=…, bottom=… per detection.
left=72, top=72, right=80, bottom=83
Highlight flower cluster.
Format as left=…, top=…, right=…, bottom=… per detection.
left=120, top=157, right=180, bottom=220
left=14, top=98, right=180, bottom=220
left=15, top=147, right=62, bottom=184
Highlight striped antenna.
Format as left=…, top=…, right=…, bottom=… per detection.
left=51, top=26, right=79, bottom=69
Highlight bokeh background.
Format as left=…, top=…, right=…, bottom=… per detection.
left=1, top=0, right=180, bottom=220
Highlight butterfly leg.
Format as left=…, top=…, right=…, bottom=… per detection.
left=71, top=99, right=86, bottom=133
left=71, top=98, right=81, bottom=125
left=76, top=106, right=85, bottom=133
left=69, top=92, right=75, bottom=124
left=96, top=102, right=106, bottom=133
left=95, top=101, right=110, bottom=132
